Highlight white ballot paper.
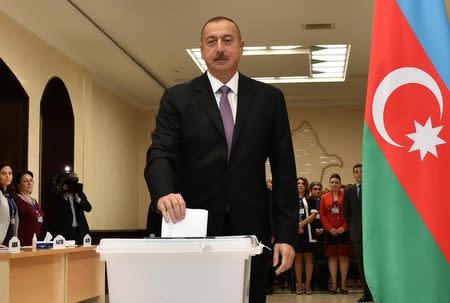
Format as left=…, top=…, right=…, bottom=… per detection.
left=161, top=208, right=208, bottom=237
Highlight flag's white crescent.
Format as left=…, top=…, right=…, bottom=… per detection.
left=372, top=67, right=443, bottom=147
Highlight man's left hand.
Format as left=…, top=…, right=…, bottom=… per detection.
left=272, top=243, right=295, bottom=275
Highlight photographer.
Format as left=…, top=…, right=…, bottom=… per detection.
left=51, top=171, right=91, bottom=244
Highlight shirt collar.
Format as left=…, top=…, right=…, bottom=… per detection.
left=207, top=71, right=239, bottom=94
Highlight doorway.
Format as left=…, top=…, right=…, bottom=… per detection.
left=0, top=58, right=29, bottom=172
left=40, top=77, right=74, bottom=224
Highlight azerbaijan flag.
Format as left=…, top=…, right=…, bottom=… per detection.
left=363, top=0, right=450, bottom=302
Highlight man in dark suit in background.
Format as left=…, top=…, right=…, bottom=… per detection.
left=309, top=181, right=329, bottom=291
left=50, top=172, right=92, bottom=245
left=344, top=164, right=373, bottom=302
left=144, top=16, right=298, bottom=303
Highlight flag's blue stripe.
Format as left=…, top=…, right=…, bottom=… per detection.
left=396, top=0, right=450, bottom=87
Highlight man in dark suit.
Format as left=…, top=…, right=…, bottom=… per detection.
left=50, top=172, right=92, bottom=244
left=344, top=164, right=373, bottom=302
left=144, top=16, right=298, bottom=303
left=309, top=181, right=329, bottom=291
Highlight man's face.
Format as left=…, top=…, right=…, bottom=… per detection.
left=353, top=166, right=362, bottom=184
left=311, top=185, right=322, bottom=198
left=200, top=20, right=244, bottom=81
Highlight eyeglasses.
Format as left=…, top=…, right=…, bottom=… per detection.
left=312, top=188, right=322, bottom=191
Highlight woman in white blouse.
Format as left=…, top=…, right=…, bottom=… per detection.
left=0, top=162, right=19, bottom=245
left=294, top=177, right=318, bottom=295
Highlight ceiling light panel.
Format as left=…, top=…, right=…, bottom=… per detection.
left=186, top=44, right=350, bottom=83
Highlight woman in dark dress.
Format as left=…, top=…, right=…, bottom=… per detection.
left=294, top=177, right=318, bottom=295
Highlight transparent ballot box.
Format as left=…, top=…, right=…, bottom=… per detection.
left=97, top=236, right=263, bottom=303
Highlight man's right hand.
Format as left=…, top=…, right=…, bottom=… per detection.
left=157, top=193, right=186, bottom=223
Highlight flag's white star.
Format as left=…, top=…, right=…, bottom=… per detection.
left=406, top=117, right=446, bottom=160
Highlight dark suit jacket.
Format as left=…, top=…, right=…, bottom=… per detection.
left=144, top=72, right=298, bottom=245
left=344, top=183, right=362, bottom=243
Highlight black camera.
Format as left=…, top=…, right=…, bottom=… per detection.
left=63, top=175, right=83, bottom=195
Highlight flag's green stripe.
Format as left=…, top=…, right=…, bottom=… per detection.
left=362, top=123, right=450, bottom=303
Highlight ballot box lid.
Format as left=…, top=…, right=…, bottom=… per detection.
left=97, top=235, right=264, bottom=256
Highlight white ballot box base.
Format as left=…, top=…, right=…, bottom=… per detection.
left=97, top=236, right=263, bottom=303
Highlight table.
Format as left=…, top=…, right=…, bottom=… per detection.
left=0, top=246, right=105, bottom=303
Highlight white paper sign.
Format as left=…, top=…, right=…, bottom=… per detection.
left=83, top=234, right=92, bottom=247
left=161, top=208, right=208, bottom=237
left=8, top=236, right=20, bottom=253
left=53, top=235, right=66, bottom=249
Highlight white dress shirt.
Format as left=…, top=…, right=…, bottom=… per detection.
left=67, top=194, right=78, bottom=227
left=207, top=71, right=239, bottom=122
left=0, top=192, right=10, bottom=243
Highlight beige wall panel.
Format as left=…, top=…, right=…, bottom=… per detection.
left=86, top=82, right=140, bottom=229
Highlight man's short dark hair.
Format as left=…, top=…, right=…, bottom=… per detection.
left=310, top=181, right=322, bottom=189
left=353, top=163, right=362, bottom=172
left=200, top=16, right=242, bottom=41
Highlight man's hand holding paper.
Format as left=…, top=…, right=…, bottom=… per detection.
left=157, top=193, right=186, bottom=223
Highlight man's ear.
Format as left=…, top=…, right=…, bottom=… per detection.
left=199, top=42, right=205, bottom=59
left=239, top=40, right=245, bottom=56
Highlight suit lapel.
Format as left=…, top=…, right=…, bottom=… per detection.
left=192, top=73, right=226, bottom=139
left=232, top=74, right=255, bottom=149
